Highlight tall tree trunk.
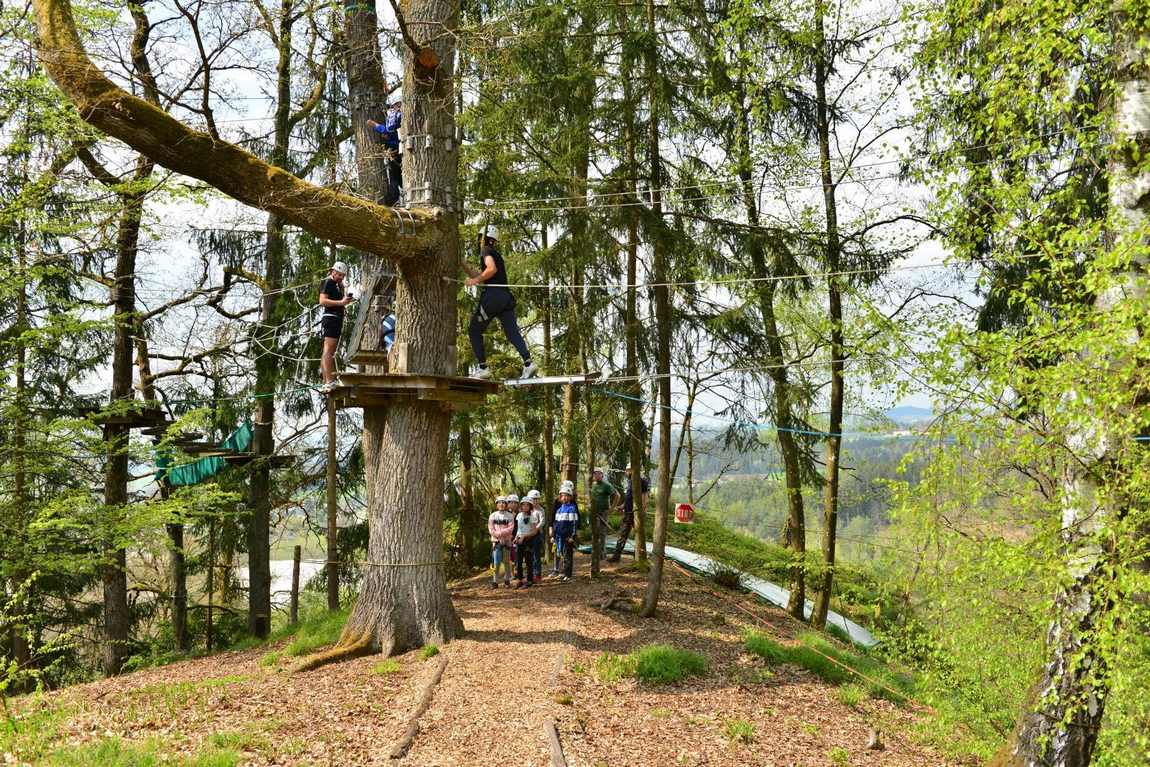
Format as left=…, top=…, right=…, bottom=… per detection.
left=585, top=383, right=599, bottom=576
left=247, top=0, right=297, bottom=636
left=542, top=228, right=555, bottom=559
left=324, top=0, right=463, bottom=658
left=9, top=202, right=31, bottom=673
left=1004, top=3, right=1145, bottom=762
left=102, top=155, right=153, bottom=675
left=641, top=0, right=672, bottom=617
left=734, top=79, right=806, bottom=620
left=621, top=10, right=646, bottom=560
left=811, top=0, right=842, bottom=631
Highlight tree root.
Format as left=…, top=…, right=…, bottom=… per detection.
left=291, top=630, right=375, bottom=673
left=388, top=654, right=448, bottom=761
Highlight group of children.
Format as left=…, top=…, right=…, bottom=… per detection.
left=487, top=480, right=582, bottom=588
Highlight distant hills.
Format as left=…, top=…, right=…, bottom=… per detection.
left=884, top=405, right=934, bottom=425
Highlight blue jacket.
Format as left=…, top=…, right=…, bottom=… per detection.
left=372, top=107, right=402, bottom=151
left=552, top=500, right=580, bottom=540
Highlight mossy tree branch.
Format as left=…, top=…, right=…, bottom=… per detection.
left=32, top=0, right=443, bottom=261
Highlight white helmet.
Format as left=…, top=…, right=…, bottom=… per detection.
left=485, top=223, right=500, bottom=242
left=330, top=261, right=348, bottom=275
left=495, top=496, right=506, bottom=504
left=559, top=481, right=574, bottom=495
left=505, top=493, right=519, bottom=504
left=527, top=489, right=541, bottom=500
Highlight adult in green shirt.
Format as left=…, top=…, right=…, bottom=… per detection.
left=589, top=467, right=621, bottom=555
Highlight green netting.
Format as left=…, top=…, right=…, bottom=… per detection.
left=155, top=421, right=254, bottom=487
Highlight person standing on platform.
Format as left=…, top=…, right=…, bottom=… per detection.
left=588, top=467, right=620, bottom=556
left=366, top=100, right=403, bottom=206
left=462, top=226, right=537, bottom=381
left=318, top=261, right=355, bottom=390
left=609, top=467, right=650, bottom=563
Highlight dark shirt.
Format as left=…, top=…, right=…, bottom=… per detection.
left=479, top=244, right=509, bottom=292
left=321, top=278, right=345, bottom=318
left=623, top=477, right=650, bottom=515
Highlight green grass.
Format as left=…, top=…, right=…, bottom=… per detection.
left=723, top=718, right=755, bottom=744
left=283, top=608, right=349, bottom=657
left=743, top=630, right=915, bottom=704
left=595, top=644, right=708, bottom=685
left=373, top=659, right=401, bottom=675
left=837, top=683, right=869, bottom=708
left=47, top=737, right=240, bottom=766
left=420, top=644, right=440, bottom=660
left=828, top=746, right=851, bottom=766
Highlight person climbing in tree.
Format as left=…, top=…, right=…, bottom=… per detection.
left=513, top=497, right=537, bottom=589
left=527, top=489, right=545, bottom=583
left=462, top=226, right=537, bottom=381
left=319, top=261, right=355, bottom=390
left=366, top=99, right=402, bottom=206
left=589, top=467, right=620, bottom=556
left=608, top=467, right=649, bottom=563
left=488, top=495, right=515, bottom=588
left=552, top=481, right=580, bottom=582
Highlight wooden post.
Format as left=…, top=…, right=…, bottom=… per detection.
left=290, top=544, right=301, bottom=625
left=206, top=518, right=215, bottom=653
left=326, top=397, right=339, bottom=610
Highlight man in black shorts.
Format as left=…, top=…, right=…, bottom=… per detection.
left=462, top=226, right=537, bottom=380
left=319, top=261, right=355, bottom=389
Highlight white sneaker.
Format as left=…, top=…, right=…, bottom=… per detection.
left=520, top=361, right=538, bottom=380
left=472, top=367, right=493, bottom=380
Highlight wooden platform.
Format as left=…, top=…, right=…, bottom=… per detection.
left=329, top=372, right=500, bottom=411
left=89, top=407, right=169, bottom=428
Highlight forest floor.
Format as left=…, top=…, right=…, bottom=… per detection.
left=3, top=559, right=971, bottom=766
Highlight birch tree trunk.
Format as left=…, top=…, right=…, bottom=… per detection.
left=1004, top=4, right=1147, bottom=763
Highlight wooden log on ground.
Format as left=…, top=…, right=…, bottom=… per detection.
left=543, top=719, right=568, bottom=767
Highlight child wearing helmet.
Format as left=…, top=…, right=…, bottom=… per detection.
left=552, top=481, right=580, bottom=582
left=513, top=497, right=538, bottom=589
left=488, top=495, right=515, bottom=588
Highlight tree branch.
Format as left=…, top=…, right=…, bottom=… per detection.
left=32, top=0, right=443, bottom=260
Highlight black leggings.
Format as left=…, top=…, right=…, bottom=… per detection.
left=468, top=289, right=529, bottom=365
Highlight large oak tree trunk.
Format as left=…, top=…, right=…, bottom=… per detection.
left=328, top=0, right=463, bottom=657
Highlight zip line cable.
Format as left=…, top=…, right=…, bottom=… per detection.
left=445, top=251, right=1046, bottom=291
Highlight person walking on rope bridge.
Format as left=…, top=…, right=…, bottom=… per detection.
left=513, top=497, right=537, bottom=589
left=366, top=100, right=403, bottom=206
left=552, top=481, right=580, bottom=582
left=609, top=467, right=650, bottom=563
left=319, top=261, right=355, bottom=390
left=527, top=489, right=545, bottom=583
left=488, top=495, right=515, bottom=588
left=462, top=226, right=537, bottom=381
left=589, top=467, right=620, bottom=557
